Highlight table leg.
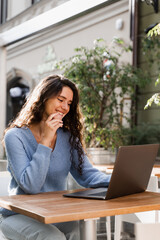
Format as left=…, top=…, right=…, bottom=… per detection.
left=80, top=218, right=98, bottom=240
left=114, top=215, right=122, bottom=240
left=106, top=216, right=111, bottom=240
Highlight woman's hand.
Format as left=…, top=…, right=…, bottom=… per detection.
left=40, top=113, right=63, bottom=148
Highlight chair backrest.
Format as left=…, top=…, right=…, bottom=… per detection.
left=67, top=173, right=83, bottom=190
left=0, top=171, right=11, bottom=196
left=0, top=172, right=13, bottom=239
left=146, top=175, right=158, bottom=192
left=135, top=222, right=160, bottom=240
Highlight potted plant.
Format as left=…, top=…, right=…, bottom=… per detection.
left=57, top=38, right=151, bottom=164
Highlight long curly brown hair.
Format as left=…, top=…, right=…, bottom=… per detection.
left=4, top=74, right=85, bottom=175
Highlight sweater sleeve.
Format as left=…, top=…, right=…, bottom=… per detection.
left=4, top=129, right=52, bottom=194
left=70, top=148, right=111, bottom=188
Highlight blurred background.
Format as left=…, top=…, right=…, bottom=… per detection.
left=0, top=0, right=160, bottom=162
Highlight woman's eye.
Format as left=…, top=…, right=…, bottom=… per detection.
left=58, top=98, right=63, bottom=102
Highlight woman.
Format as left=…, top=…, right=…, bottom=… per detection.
left=0, top=74, right=110, bottom=240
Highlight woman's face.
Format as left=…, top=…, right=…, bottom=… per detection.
left=44, top=86, right=73, bottom=120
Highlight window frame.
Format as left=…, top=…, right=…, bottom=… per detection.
left=0, top=0, right=8, bottom=25
left=31, top=0, right=41, bottom=5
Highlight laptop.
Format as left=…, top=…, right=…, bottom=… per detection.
left=63, top=144, right=159, bottom=200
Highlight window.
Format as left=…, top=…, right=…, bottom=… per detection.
left=0, top=0, right=8, bottom=24
left=31, top=0, right=41, bottom=4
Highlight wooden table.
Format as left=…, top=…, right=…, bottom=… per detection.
left=1, top=190, right=160, bottom=239
left=94, top=164, right=160, bottom=177
left=152, top=166, right=160, bottom=178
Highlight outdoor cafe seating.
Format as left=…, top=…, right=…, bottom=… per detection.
left=1, top=171, right=160, bottom=239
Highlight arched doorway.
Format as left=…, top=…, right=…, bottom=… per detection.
left=6, top=68, right=32, bottom=126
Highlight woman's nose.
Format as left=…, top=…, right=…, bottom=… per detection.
left=62, top=102, right=69, bottom=111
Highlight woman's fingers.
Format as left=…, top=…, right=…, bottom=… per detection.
left=48, top=113, right=58, bottom=120
left=50, top=120, right=63, bottom=128
left=41, top=114, right=63, bottom=148
left=47, top=119, right=63, bottom=129
left=48, top=112, right=63, bottom=121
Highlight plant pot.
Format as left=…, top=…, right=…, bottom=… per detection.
left=87, top=147, right=116, bottom=165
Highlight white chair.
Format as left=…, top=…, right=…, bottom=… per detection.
left=0, top=171, right=11, bottom=240
left=135, top=222, right=160, bottom=240
left=0, top=171, right=11, bottom=196
left=114, top=175, right=159, bottom=240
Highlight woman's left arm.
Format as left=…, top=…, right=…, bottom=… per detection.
left=70, top=150, right=111, bottom=188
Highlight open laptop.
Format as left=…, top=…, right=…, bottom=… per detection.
left=63, top=144, right=159, bottom=200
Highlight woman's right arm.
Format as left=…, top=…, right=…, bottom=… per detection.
left=4, top=129, right=52, bottom=194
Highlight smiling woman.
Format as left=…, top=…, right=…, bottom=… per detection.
left=44, top=86, right=73, bottom=120
left=0, top=74, right=111, bottom=240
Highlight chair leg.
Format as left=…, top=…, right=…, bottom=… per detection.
left=106, top=216, right=111, bottom=240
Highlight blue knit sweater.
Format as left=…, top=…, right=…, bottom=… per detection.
left=0, top=127, right=110, bottom=216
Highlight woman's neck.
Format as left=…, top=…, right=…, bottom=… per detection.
left=29, top=121, right=57, bottom=150
left=29, top=121, right=45, bottom=143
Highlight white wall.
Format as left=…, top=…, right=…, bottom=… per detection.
left=6, top=0, right=131, bottom=83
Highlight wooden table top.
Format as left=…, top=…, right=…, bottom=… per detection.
left=1, top=190, right=160, bottom=224
left=93, top=164, right=160, bottom=177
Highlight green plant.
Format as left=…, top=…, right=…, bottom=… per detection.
left=57, top=38, right=151, bottom=150
left=130, top=123, right=160, bottom=145
left=144, top=23, right=160, bottom=109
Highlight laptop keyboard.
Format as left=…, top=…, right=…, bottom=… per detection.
left=89, top=191, right=107, bottom=197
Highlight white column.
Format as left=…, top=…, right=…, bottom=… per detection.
left=0, top=46, right=7, bottom=159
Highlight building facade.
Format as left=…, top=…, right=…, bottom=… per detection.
left=0, top=0, right=131, bottom=158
